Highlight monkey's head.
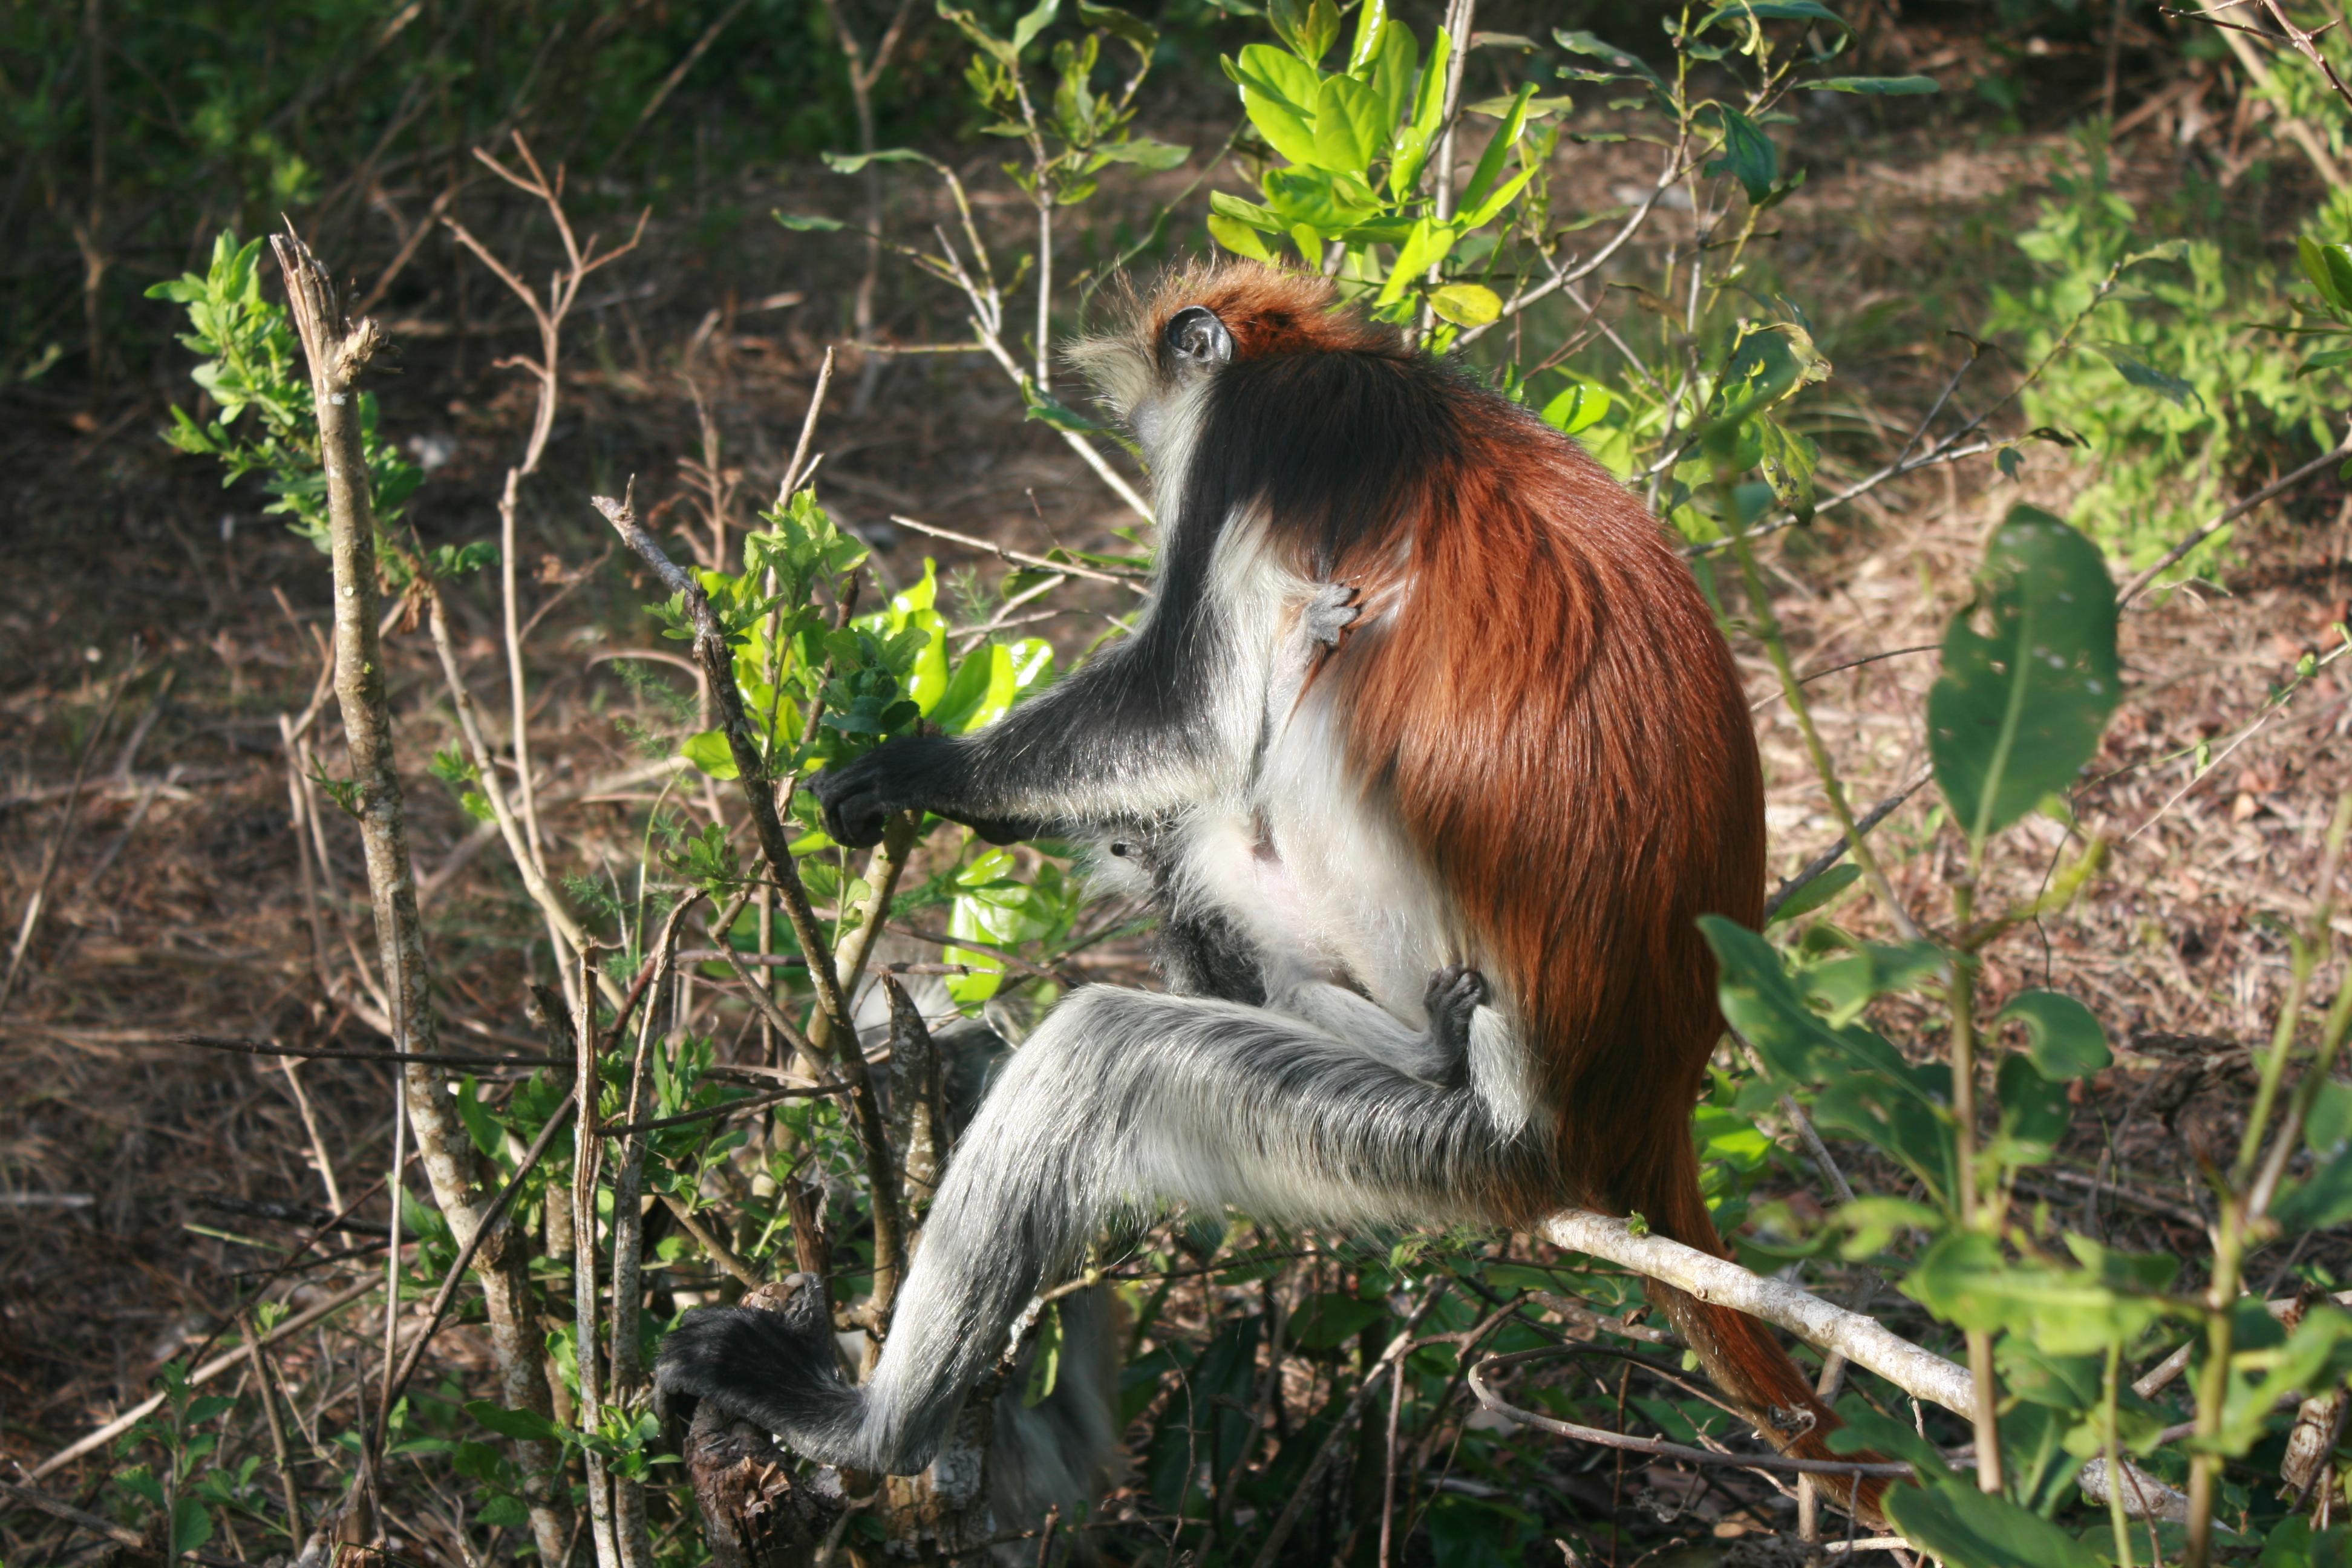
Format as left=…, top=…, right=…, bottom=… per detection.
left=1070, top=261, right=1397, bottom=469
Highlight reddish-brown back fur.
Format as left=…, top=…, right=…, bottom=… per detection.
left=1148, top=262, right=1877, bottom=1512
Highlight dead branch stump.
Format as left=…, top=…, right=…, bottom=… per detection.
left=683, top=1282, right=847, bottom=1568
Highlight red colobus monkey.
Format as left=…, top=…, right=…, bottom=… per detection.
left=658, top=261, right=1869, bottom=1509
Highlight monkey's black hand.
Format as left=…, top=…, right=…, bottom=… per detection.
left=808, top=739, right=930, bottom=848
left=1303, top=581, right=1361, bottom=648
left=1424, top=963, right=1486, bottom=1088
left=655, top=1275, right=858, bottom=1451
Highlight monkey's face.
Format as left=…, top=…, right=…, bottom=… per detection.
left=1068, top=261, right=1398, bottom=477
left=1067, top=301, right=1230, bottom=473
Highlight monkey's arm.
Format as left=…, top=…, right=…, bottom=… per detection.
left=811, top=532, right=1326, bottom=848
left=810, top=627, right=1221, bottom=846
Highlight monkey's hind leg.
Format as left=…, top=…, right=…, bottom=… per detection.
left=654, top=986, right=1527, bottom=1476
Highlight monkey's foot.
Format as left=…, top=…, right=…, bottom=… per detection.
left=655, top=1276, right=865, bottom=1462
left=1303, top=582, right=1361, bottom=647
left=1424, top=964, right=1486, bottom=1087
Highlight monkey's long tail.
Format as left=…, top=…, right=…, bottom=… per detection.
left=1639, top=1154, right=1891, bottom=1527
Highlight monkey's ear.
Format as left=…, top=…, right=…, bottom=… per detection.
left=1165, top=305, right=1233, bottom=368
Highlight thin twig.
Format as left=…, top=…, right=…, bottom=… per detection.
left=592, top=483, right=907, bottom=1319
left=378, top=1092, right=579, bottom=1426
left=887, top=514, right=1148, bottom=587
left=2119, top=422, right=2352, bottom=604
left=1469, top=1347, right=1911, bottom=1479
left=0, top=651, right=135, bottom=1017
left=1249, top=1283, right=1448, bottom=1568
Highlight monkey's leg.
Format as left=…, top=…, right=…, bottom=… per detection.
left=1268, top=965, right=1486, bottom=1087
left=655, top=986, right=1535, bottom=1474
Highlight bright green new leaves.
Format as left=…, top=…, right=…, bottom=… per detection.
left=1428, top=284, right=1502, bottom=327
left=1231, top=44, right=1323, bottom=166
left=1927, top=506, right=2121, bottom=851
left=1267, top=0, right=1341, bottom=64
left=1312, top=74, right=1389, bottom=174
left=148, top=230, right=423, bottom=551
left=945, top=848, right=1078, bottom=1005
left=1884, top=1475, right=2104, bottom=1568
left=1541, top=381, right=1615, bottom=436
left=1215, top=15, right=1523, bottom=313
left=677, top=544, right=1054, bottom=788
left=1458, top=83, right=1540, bottom=226
left=1387, top=24, right=1448, bottom=198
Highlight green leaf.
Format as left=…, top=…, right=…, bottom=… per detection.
left=1023, top=382, right=1117, bottom=435
left=1358, top=20, right=1418, bottom=127
left=2298, top=236, right=2352, bottom=312
left=1292, top=1291, right=1387, bottom=1349
left=1540, top=381, right=1614, bottom=436
left=1093, top=139, right=1190, bottom=169
left=1388, top=25, right=1452, bottom=196
left=1765, top=862, right=1858, bottom=924
left=1705, top=920, right=1920, bottom=1088
left=1428, top=283, right=1502, bottom=327
left=1232, top=44, right=1325, bottom=166
left=932, top=638, right=1054, bottom=734
left=1460, top=163, right=1538, bottom=230
left=1754, top=415, right=1820, bottom=524
left=2213, top=1307, right=2352, bottom=1457
left=1460, top=82, right=1537, bottom=215
left=1310, top=73, right=1387, bottom=173
left=1927, top=506, right=2120, bottom=848
left=1906, top=1232, right=2175, bottom=1356
left=1345, top=0, right=1388, bottom=70
left=2272, top=1145, right=2352, bottom=1230
left=1803, top=73, right=1939, bottom=93
left=1207, top=214, right=1276, bottom=261
left=1696, top=0, right=1848, bottom=28
left=1702, top=105, right=1779, bottom=203
left=1552, top=28, right=1669, bottom=96
left=937, top=1, right=1016, bottom=64
left=1374, top=218, right=1459, bottom=306
left=2096, top=348, right=2204, bottom=410
left=467, top=1399, right=563, bottom=1445
left=1994, top=1050, right=2071, bottom=1163
left=1009, top=0, right=1061, bottom=56
left=1885, top=1475, right=2106, bottom=1567
left=2308, top=1078, right=2352, bottom=1154
left=455, top=1077, right=506, bottom=1160
left=1262, top=166, right=1381, bottom=230
left=822, top=146, right=938, bottom=175
left=1022, top=1302, right=1064, bottom=1406
left=681, top=729, right=740, bottom=780
left=1076, top=0, right=1156, bottom=62
left=1996, top=991, right=2111, bottom=1080
left=171, top=1497, right=215, bottom=1558
left=1207, top=189, right=1284, bottom=231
